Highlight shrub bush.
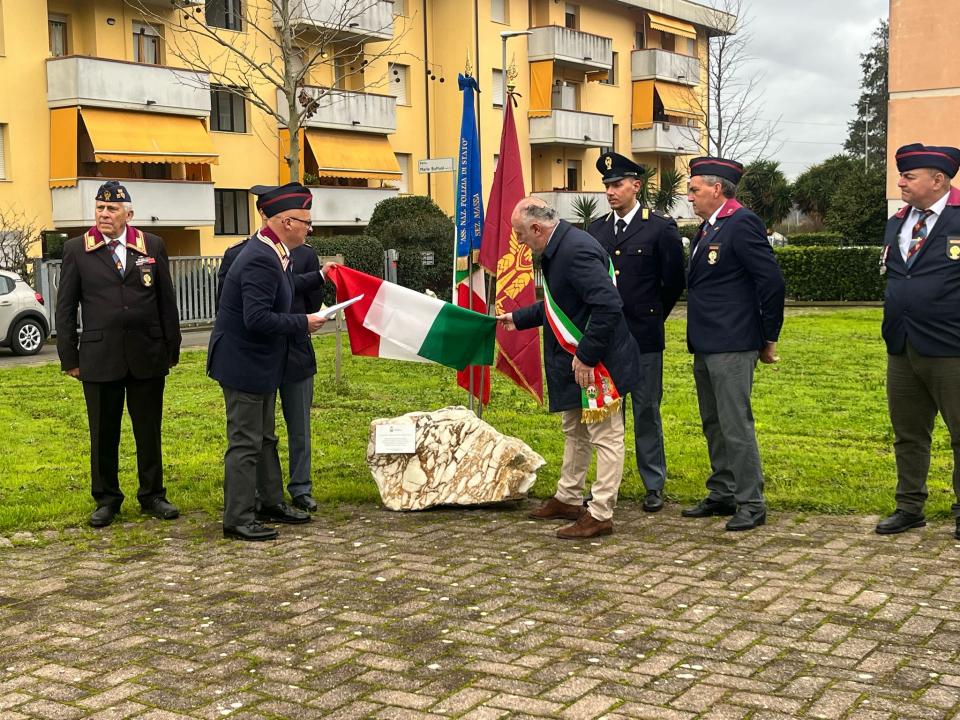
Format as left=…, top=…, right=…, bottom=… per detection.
left=787, top=232, right=845, bottom=247
left=308, top=234, right=384, bottom=305
left=774, top=246, right=885, bottom=301
left=678, top=223, right=700, bottom=241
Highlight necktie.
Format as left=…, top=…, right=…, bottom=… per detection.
left=107, top=239, right=123, bottom=275
left=616, top=218, right=627, bottom=236
left=907, top=209, right=934, bottom=259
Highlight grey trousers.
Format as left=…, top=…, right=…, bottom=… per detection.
left=221, top=386, right=285, bottom=527
left=887, top=344, right=960, bottom=517
left=626, top=350, right=666, bottom=491
left=279, top=375, right=314, bottom=499
left=693, top=351, right=765, bottom=509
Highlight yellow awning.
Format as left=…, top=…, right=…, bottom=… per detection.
left=50, top=107, right=79, bottom=188
left=304, top=130, right=401, bottom=180
left=80, top=108, right=218, bottom=164
left=528, top=60, right=553, bottom=119
left=632, top=80, right=654, bottom=130
left=655, top=82, right=701, bottom=120
left=648, top=12, right=697, bottom=41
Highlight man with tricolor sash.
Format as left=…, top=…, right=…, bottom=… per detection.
left=497, top=198, right=640, bottom=539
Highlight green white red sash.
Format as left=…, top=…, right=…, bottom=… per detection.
left=542, top=261, right=622, bottom=423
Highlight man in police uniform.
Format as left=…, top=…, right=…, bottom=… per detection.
left=57, top=181, right=182, bottom=528
left=588, top=152, right=686, bottom=512
left=207, top=182, right=325, bottom=541
left=683, top=158, right=785, bottom=531
left=876, top=144, right=960, bottom=538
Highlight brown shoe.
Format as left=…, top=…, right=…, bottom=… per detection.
left=556, top=511, right=613, bottom=539
left=528, top=497, right=583, bottom=521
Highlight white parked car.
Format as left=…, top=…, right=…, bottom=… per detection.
left=0, top=269, right=50, bottom=356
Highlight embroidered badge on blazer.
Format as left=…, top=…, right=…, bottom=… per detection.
left=948, top=237, right=960, bottom=261
left=139, top=265, right=154, bottom=287
left=707, top=243, right=720, bottom=265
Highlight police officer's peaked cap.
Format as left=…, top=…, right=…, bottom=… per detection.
left=689, top=157, right=745, bottom=185
left=95, top=180, right=132, bottom=203
left=895, top=144, right=960, bottom=178
left=251, top=182, right=313, bottom=217
left=596, top=152, right=644, bottom=184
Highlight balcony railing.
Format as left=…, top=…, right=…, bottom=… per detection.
left=52, top=179, right=215, bottom=227
left=531, top=191, right=608, bottom=223
left=308, top=186, right=399, bottom=226
left=46, top=56, right=210, bottom=116
left=528, top=26, right=612, bottom=71
left=283, top=0, right=394, bottom=41
left=279, top=88, right=397, bottom=134
left=529, top=109, right=613, bottom=147
left=631, top=49, right=701, bottom=86
left=631, top=122, right=698, bottom=155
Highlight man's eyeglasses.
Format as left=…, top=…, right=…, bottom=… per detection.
left=282, top=215, right=313, bottom=229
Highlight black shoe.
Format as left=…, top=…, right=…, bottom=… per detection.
left=292, top=494, right=318, bottom=512
left=681, top=497, right=736, bottom=518
left=643, top=489, right=664, bottom=513
left=875, top=510, right=926, bottom=535
left=89, top=505, right=118, bottom=528
left=223, top=522, right=279, bottom=541
left=256, top=502, right=311, bottom=524
left=141, top=497, right=179, bottom=520
left=725, top=506, right=767, bottom=531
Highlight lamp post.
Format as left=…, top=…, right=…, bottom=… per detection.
left=500, top=30, right=532, bottom=117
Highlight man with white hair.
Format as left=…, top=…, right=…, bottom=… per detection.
left=57, top=180, right=182, bottom=528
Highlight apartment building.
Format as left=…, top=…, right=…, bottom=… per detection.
left=0, top=0, right=731, bottom=256
left=886, top=0, right=960, bottom=214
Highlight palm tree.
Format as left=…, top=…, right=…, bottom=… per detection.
left=571, top=195, right=599, bottom=231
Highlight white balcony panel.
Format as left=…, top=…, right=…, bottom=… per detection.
left=531, top=191, right=608, bottom=222
left=309, top=186, right=399, bottom=226
left=631, top=49, right=700, bottom=86
left=528, top=26, right=612, bottom=71
left=46, top=56, right=210, bottom=117
left=278, top=88, right=396, bottom=133
left=283, top=0, right=394, bottom=41
left=529, top=110, right=613, bottom=147
left=52, top=179, right=215, bottom=228
left=631, top=122, right=697, bottom=155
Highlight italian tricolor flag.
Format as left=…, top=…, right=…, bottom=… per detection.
left=327, top=265, right=496, bottom=371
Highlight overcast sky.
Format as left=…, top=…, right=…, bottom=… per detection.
left=742, top=0, right=888, bottom=178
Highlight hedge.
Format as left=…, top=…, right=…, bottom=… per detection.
left=787, top=232, right=844, bottom=247
left=308, top=234, right=383, bottom=305
left=774, top=246, right=885, bottom=301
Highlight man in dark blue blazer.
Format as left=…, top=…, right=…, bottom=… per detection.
left=682, top=158, right=785, bottom=531
left=876, top=144, right=960, bottom=538
left=588, top=152, right=686, bottom=512
left=498, top=198, right=640, bottom=539
left=207, top=183, right=325, bottom=541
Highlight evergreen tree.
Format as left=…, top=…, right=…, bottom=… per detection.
left=825, top=165, right=888, bottom=244
left=844, top=19, right=888, bottom=169
left=737, top=160, right=792, bottom=228
left=791, top=155, right=859, bottom=224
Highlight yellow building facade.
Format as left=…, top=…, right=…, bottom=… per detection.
left=0, top=0, right=730, bottom=257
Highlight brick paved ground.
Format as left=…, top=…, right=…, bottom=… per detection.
left=1, top=505, right=959, bottom=719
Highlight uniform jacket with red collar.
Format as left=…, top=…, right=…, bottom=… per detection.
left=56, top=226, right=181, bottom=382
left=686, top=199, right=785, bottom=354
left=882, top=186, right=960, bottom=356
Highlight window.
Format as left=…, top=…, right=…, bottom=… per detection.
left=600, top=124, right=619, bottom=156
left=210, top=86, right=247, bottom=132
left=601, top=51, right=617, bottom=85
left=334, top=54, right=348, bottom=90
left=215, top=189, right=250, bottom=235
left=491, top=0, right=508, bottom=24
left=492, top=69, right=504, bottom=107
left=0, top=124, right=7, bottom=180
left=566, top=160, right=580, bottom=190
left=635, top=25, right=645, bottom=50
left=133, top=22, right=161, bottom=65
left=0, top=276, right=12, bottom=295
left=564, top=3, right=578, bottom=29
left=661, top=32, right=676, bottom=53
left=388, top=63, right=409, bottom=105
left=206, top=0, right=243, bottom=31
left=395, top=153, right=411, bottom=193
left=49, top=15, right=68, bottom=57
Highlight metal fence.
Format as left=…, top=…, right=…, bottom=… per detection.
left=33, top=256, right=224, bottom=335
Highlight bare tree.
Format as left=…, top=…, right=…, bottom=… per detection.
left=682, top=0, right=781, bottom=162
left=0, top=207, right=42, bottom=281
left=126, top=0, right=413, bottom=180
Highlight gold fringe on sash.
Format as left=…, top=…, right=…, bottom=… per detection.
left=580, top=397, right=622, bottom=424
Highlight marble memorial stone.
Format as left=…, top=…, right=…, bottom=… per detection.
left=368, top=406, right=546, bottom=511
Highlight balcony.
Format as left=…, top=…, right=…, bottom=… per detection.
left=531, top=191, right=608, bottom=222
left=308, top=186, right=399, bottom=226
left=46, top=56, right=210, bottom=117
left=528, top=26, right=612, bottom=72
left=52, top=179, right=215, bottom=228
left=283, top=0, right=394, bottom=42
left=631, top=122, right=698, bottom=155
left=631, top=49, right=700, bottom=86
left=279, top=88, right=396, bottom=134
left=529, top=109, right=613, bottom=148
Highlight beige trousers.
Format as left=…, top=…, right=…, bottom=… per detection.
left=554, top=407, right=626, bottom=521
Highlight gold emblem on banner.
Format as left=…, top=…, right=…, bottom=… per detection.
left=495, top=232, right=534, bottom=312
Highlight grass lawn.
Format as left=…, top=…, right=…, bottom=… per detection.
left=1, top=307, right=956, bottom=533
